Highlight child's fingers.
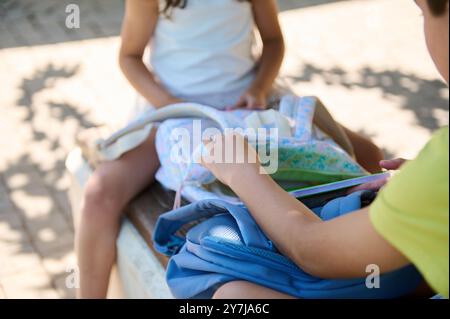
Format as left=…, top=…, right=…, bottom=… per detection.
left=246, top=98, right=262, bottom=110
left=245, top=96, right=267, bottom=110
left=347, top=178, right=388, bottom=194
left=255, top=103, right=268, bottom=110
left=380, top=158, right=407, bottom=170
left=234, top=96, right=248, bottom=109
left=348, top=159, right=406, bottom=194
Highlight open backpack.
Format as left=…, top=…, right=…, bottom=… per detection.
left=153, top=191, right=422, bottom=299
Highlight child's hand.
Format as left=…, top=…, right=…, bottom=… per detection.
left=163, top=96, right=184, bottom=106
left=349, top=158, right=407, bottom=193
left=232, top=87, right=268, bottom=110
left=199, top=132, right=262, bottom=187
left=379, top=158, right=407, bottom=170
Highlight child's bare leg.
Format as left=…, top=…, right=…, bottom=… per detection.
left=76, top=128, right=159, bottom=298
left=213, top=281, right=295, bottom=299
left=342, top=126, right=384, bottom=174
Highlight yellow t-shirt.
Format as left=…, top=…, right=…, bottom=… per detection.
left=370, top=127, right=449, bottom=297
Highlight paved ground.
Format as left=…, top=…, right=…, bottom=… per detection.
left=0, top=0, right=448, bottom=298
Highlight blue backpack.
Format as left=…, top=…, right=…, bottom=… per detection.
left=153, top=191, right=423, bottom=299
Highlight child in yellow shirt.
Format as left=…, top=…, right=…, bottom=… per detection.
left=201, top=0, right=449, bottom=298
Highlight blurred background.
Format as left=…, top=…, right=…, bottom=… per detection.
left=0, top=0, right=448, bottom=298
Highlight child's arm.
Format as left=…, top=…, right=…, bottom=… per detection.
left=201, top=134, right=410, bottom=279
left=119, top=0, right=181, bottom=108
left=234, top=0, right=285, bottom=109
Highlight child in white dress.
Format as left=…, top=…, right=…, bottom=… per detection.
left=77, top=0, right=285, bottom=298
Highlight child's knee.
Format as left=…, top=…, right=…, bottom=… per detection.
left=345, top=128, right=384, bottom=173
left=360, top=139, right=384, bottom=173
left=213, top=281, right=295, bottom=299
left=213, top=281, right=248, bottom=299
left=82, top=169, right=124, bottom=219
left=365, top=138, right=383, bottom=160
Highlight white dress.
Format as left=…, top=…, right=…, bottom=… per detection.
left=129, top=0, right=258, bottom=119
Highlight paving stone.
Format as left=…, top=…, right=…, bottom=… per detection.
left=0, top=25, right=20, bottom=49
left=9, top=189, right=56, bottom=219
left=0, top=242, right=41, bottom=278
left=1, top=267, right=59, bottom=299
left=0, top=210, right=23, bottom=228
left=0, top=215, right=29, bottom=245
left=0, top=284, right=6, bottom=299
left=24, top=211, right=71, bottom=241
left=52, top=190, right=74, bottom=226
left=0, top=181, right=14, bottom=211
left=53, top=273, right=77, bottom=299
left=3, top=168, right=43, bottom=191
left=33, top=231, right=74, bottom=257
left=41, top=243, right=76, bottom=277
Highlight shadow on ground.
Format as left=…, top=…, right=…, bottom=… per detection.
left=289, top=63, right=449, bottom=131
left=1, top=63, right=96, bottom=297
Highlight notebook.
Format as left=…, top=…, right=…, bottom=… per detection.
left=289, top=172, right=390, bottom=207
left=212, top=172, right=390, bottom=208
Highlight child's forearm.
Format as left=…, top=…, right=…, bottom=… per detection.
left=119, top=55, right=180, bottom=108
left=228, top=168, right=409, bottom=278
left=229, top=169, right=322, bottom=268
left=250, top=38, right=285, bottom=94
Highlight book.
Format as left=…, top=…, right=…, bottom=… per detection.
left=289, top=172, right=390, bottom=207
left=211, top=172, right=390, bottom=208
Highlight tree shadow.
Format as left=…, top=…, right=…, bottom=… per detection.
left=0, top=62, right=96, bottom=298
left=13, top=62, right=96, bottom=221
left=289, top=63, right=449, bottom=131
left=17, top=64, right=80, bottom=121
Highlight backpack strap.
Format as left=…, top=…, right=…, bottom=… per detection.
left=318, top=190, right=377, bottom=220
